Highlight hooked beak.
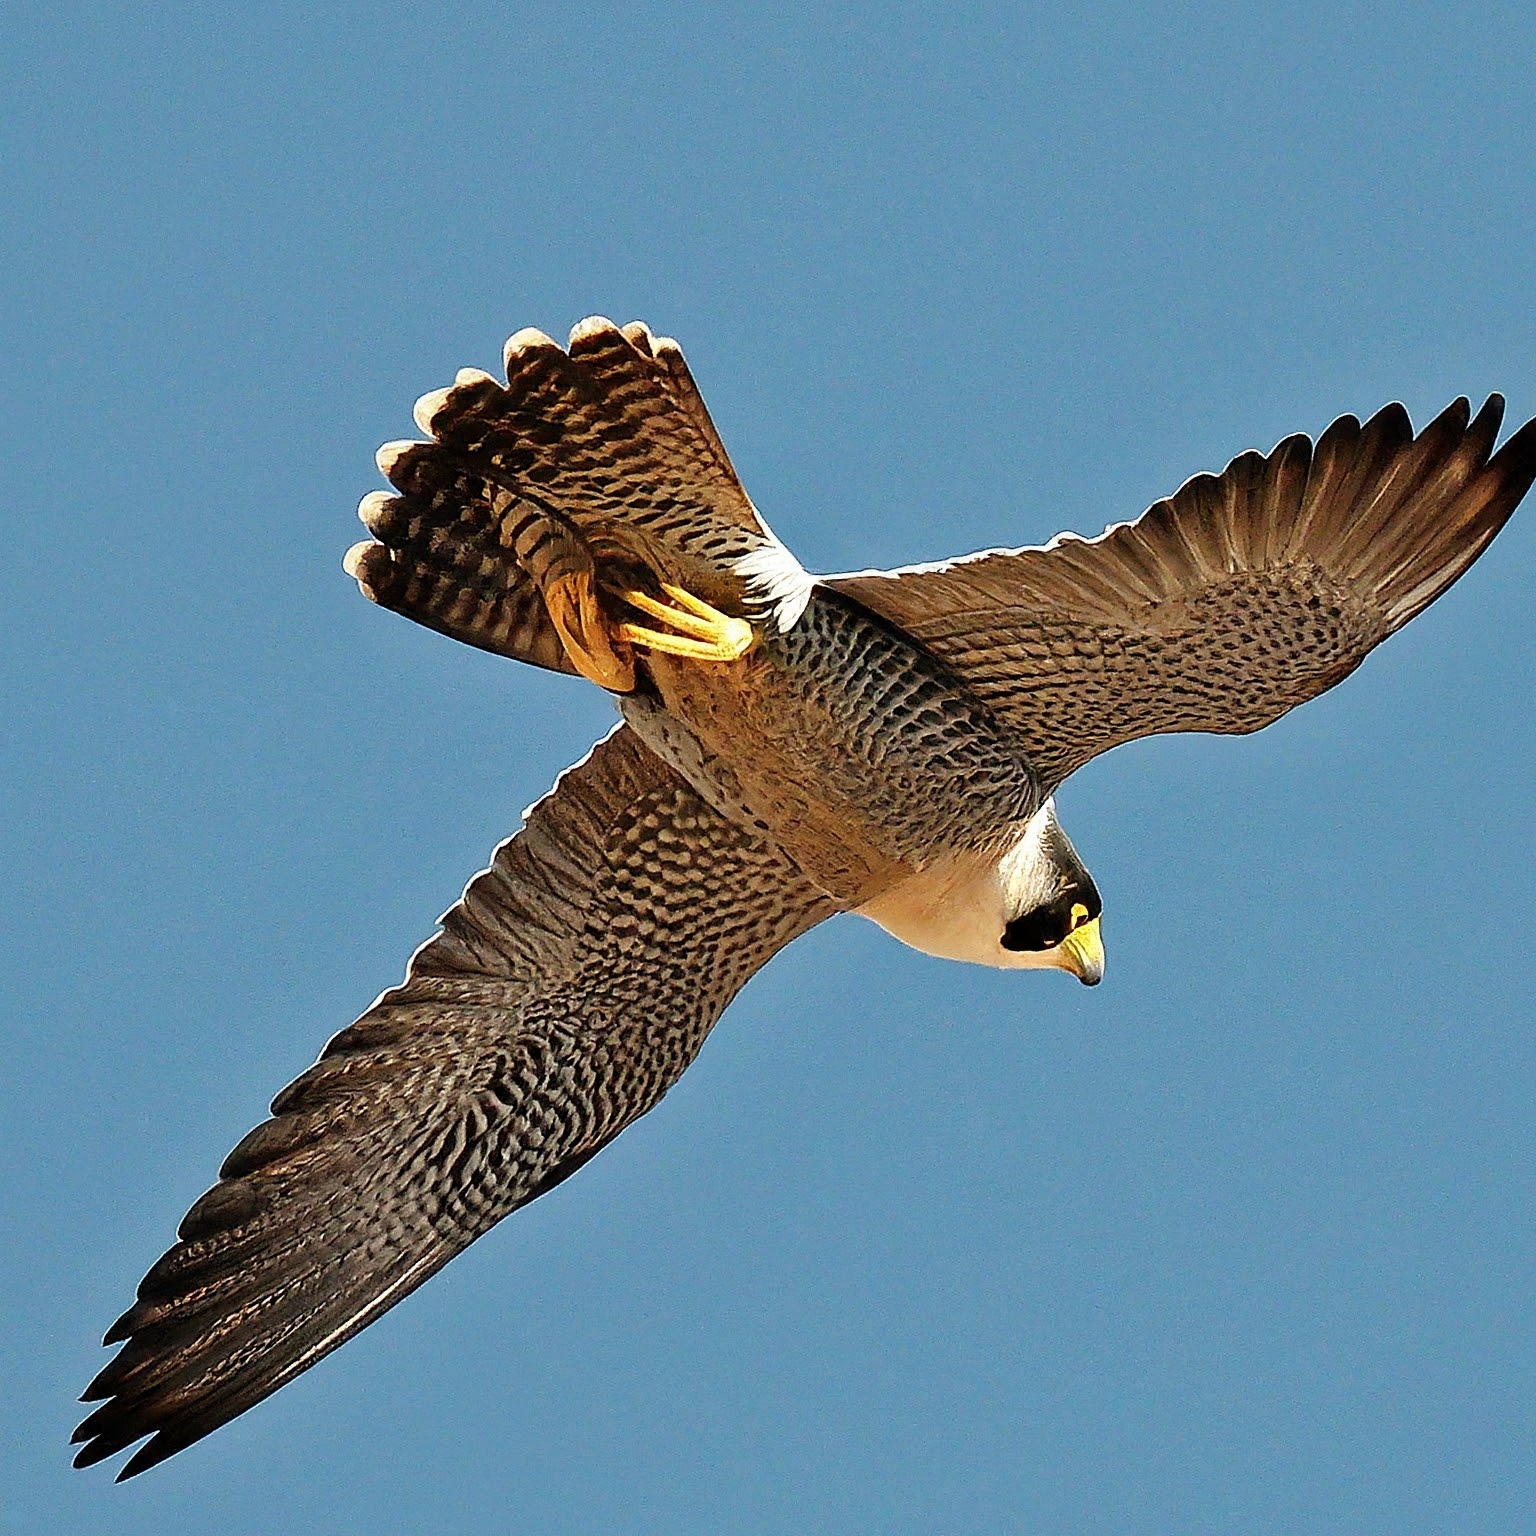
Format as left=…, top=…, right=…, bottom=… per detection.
left=1056, top=916, right=1104, bottom=986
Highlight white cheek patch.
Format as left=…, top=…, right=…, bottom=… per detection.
left=996, top=798, right=1058, bottom=912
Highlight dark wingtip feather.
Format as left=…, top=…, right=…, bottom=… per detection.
left=1470, top=391, right=1506, bottom=439
left=1488, top=404, right=1536, bottom=482
left=116, top=1432, right=188, bottom=1481
left=81, top=1357, right=127, bottom=1405
left=1470, top=403, right=1536, bottom=536
left=1439, top=395, right=1473, bottom=430
left=102, top=1306, right=139, bottom=1348
left=1369, top=397, right=1536, bottom=628
left=1370, top=399, right=1413, bottom=428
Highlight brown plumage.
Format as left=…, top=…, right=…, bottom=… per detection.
left=75, top=727, right=831, bottom=1478
left=829, top=396, right=1536, bottom=787
left=344, top=319, right=797, bottom=671
left=76, top=318, right=1536, bottom=1478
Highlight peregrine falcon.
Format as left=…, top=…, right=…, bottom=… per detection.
left=75, top=317, right=1536, bottom=1477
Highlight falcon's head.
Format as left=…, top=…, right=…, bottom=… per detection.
left=854, top=796, right=1105, bottom=984
left=995, top=799, right=1104, bottom=985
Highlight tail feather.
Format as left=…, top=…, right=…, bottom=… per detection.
left=346, top=318, right=803, bottom=669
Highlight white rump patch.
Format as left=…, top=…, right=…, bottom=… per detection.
left=734, top=540, right=816, bottom=631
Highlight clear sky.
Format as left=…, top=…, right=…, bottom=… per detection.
left=5, top=4, right=1535, bottom=1531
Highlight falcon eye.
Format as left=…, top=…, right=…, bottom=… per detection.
left=1069, top=902, right=1091, bottom=931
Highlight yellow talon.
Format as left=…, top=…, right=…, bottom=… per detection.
left=542, top=569, right=754, bottom=689
left=617, top=623, right=753, bottom=661
left=543, top=571, right=636, bottom=692
left=615, top=584, right=756, bottom=663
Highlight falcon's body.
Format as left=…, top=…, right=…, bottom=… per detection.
left=625, top=589, right=1040, bottom=906
left=75, top=318, right=1536, bottom=1478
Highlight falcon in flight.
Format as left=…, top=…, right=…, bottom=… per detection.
left=75, top=318, right=1536, bottom=1477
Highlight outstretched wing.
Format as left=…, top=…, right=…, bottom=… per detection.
left=75, top=726, right=833, bottom=1479
left=345, top=317, right=810, bottom=672
left=827, top=397, right=1536, bottom=788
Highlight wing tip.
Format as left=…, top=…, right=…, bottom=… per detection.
left=1368, top=396, right=1535, bottom=627
left=115, top=1432, right=186, bottom=1481
left=70, top=1423, right=195, bottom=1480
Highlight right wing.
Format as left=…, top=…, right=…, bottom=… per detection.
left=828, top=397, right=1536, bottom=788
left=75, top=725, right=834, bottom=1479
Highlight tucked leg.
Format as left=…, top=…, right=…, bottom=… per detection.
left=616, top=584, right=756, bottom=663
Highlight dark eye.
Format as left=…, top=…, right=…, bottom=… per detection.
left=1000, top=910, right=1062, bottom=952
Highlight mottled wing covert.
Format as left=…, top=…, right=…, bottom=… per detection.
left=828, top=397, right=1536, bottom=787
left=75, top=726, right=832, bottom=1478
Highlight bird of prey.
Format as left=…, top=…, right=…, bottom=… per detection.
left=75, top=317, right=1536, bottom=1478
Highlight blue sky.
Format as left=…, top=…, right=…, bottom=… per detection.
left=5, top=4, right=1535, bottom=1531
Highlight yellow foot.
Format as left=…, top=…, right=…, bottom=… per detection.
left=542, top=573, right=755, bottom=690
left=615, top=583, right=756, bottom=663
left=543, top=571, right=636, bottom=692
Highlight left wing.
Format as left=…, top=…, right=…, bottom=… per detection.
left=827, top=397, right=1536, bottom=788
left=75, top=726, right=833, bottom=1478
